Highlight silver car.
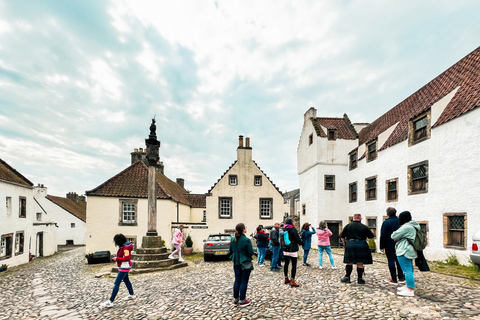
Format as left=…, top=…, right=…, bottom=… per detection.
left=203, top=233, right=232, bottom=261
left=470, top=230, right=480, bottom=267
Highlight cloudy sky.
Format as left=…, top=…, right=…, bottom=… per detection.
left=1, top=1, right=479, bottom=197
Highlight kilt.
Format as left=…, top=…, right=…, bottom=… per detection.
left=343, top=239, right=373, bottom=264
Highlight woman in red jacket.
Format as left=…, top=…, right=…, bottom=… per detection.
left=101, top=234, right=136, bottom=308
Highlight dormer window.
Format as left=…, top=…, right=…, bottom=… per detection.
left=328, top=129, right=337, bottom=140
left=229, top=175, right=238, bottom=186
left=409, top=111, right=431, bottom=146
left=366, top=140, right=377, bottom=162
left=349, top=152, right=357, bottom=170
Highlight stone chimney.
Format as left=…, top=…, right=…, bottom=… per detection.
left=78, top=195, right=86, bottom=202
left=176, top=178, right=185, bottom=188
left=236, top=135, right=252, bottom=163
left=34, top=184, right=47, bottom=199
left=131, top=148, right=147, bottom=165
left=66, top=192, right=79, bottom=202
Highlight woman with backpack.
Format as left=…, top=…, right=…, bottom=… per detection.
left=282, top=218, right=304, bottom=287
left=391, top=211, right=420, bottom=297
left=300, top=222, right=316, bottom=266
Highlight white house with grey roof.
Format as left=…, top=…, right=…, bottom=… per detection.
left=298, top=46, right=480, bottom=263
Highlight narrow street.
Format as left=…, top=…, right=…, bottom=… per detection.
left=1, top=247, right=479, bottom=320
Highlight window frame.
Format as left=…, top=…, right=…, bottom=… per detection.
left=219, top=197, right=233, bottom=219
left=324, top=175, right=335, bottom=190
left=202, top=210, right=207, bottom=222
left=327, top=129, right=337, bottom=141
left=408, top=160, right=428, bottom=195
left=443, top=213, right=466, bottom=250
left=259, top=198, right=273, bottom=219
left=302, top=204, right=306, bottom=215
left=366, top=217, right=377, bottom=238
left=349, top=152, right=358, bottom=170
left=0, top=233, right=13, bottom=260
left=408, top=110, right=431, bottom=146
left=254, top=175, right=262, bottom=186
left=19, top=196, right=26, bottom=218
left=366, top=140, right=377, bottom=162
left=229, top=175, right=238, bottom=186
left=386, top=178, right=398, bottom=202
left=365, top=176, right=377, bottom=201
left=118, top=199, right=138, bottom=226
left=6, top=197, right=12, bottom=215
left=15, top=231, right=24, bottom=256
left=349, top=182, right=357, bottom=203
left=308, top=134, right=313, bottom=145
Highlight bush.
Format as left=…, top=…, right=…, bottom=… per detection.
left=445, top=253, right=460, bottom=266
left=185, top=235, right=193, bottom=248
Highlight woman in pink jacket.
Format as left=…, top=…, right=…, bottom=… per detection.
left=316, top=221, right=336, bottom=269
left=169, top=225, right=185, bottom=262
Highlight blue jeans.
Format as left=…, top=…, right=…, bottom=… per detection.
left=318, top=245, right=335, bottom=267
left=257, top=247, right=266, bottom=265
left=270, top=245, right=280, bottom=270
left=386, top=250, right=404, bottom=282
left=303, top=249, right=310, bottom=264
left=110, top=271, right=134, bottom=302
left=233, top=264, right=252, bottom=301
left=397, top=255, right=415, bottom=289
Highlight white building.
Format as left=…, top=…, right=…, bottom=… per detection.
left=205, top=136, right=285, bottom=236
left=0, top=158, right=57, bottom=268
left=34, top=186, right=86, bottom=245
left=298, top=46, right=480, bottom=263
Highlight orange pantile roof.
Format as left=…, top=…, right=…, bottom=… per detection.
left=184, top=194, right=207, bottom=208
left=0, top=158, right=33, bottom=188
left=46, top=195, right=87, bottom=222
left=86, top=160, right=205, bottom=207
left=359, top=46, right=480, bottom=150
left=312, top=114, right=358, bottom=140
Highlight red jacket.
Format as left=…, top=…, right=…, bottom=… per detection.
left=116, top=241, right=133, bottom=272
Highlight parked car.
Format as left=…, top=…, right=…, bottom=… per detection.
left=470, top=230, right=480, bottom=267
left=250, top=225, right=274, bottom=258
left=203, top=233, right=232, bottom=261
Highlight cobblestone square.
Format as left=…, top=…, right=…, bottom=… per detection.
left=1, top=247, right=480, bottom=320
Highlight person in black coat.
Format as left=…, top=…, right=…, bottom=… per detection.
left=282, top=218, right=304, bottom=287
left=380, top=207, right=405, bottom=284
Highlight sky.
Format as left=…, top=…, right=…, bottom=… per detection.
left=1, top=1, right=480, bottom=197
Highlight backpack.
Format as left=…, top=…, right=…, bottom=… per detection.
left=281, top=230, right=291, bottom=248
left=406, top=228, right=427, bottom=251
left=299, top=230, right=305, bottom=241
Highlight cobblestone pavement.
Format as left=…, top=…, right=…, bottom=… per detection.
left=1, top=247, right=480, bottom=320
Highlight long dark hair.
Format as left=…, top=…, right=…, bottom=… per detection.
left=235, top=223, right=246, bottom=242
left=398, top=211, right=412, bottom=226
left=113, top=234, right=127, bottom=247
left=301, top=222, right=310, bottom=231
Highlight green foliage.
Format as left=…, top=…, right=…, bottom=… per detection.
left=0, top=264, right=7, bottom=270
left=445, top=253, right=460, bottom=266
left=185, top=235, right=193, bottom=247
left=161, top=240, right=165, bottom=247
left=368, top=238, right=376, bottom=249
left=469, top=259, right=480, bottom=272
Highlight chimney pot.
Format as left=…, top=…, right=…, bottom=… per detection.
left=134, top=148, right=138, bottom=152
left=246, top=137, right=250, bottom=148
left=238, top=135, right=244, bottom=148
left=176, top=178, right=185, bottom=188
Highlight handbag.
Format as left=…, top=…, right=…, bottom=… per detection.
left=241, top=261, right=254, bottom=271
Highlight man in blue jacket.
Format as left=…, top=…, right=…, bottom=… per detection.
left=380, top=207, right=405, bottom=284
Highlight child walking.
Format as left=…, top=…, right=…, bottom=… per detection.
left=101, top=234, right=136, bottom=308
left=169, top=225, right=185, bottom=262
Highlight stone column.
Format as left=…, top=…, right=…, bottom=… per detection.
left=145, top=118, right=160, bottom=236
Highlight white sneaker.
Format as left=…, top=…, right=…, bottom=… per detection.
left=259, top=264, right=266, bottom=267
left=319, top=265, right=323, bottom=269
left=122, top=294, right=136, bottom=301
left=168, top=254, right=174, bottom=259
left=331, top=266, right=337, bottom=269
left=100, top=300, right=114, bottom=308
left=178, top=257, right=184, bottom=262
left=397, top=289, right=414, bottom=297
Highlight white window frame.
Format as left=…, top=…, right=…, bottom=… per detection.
left=219, top=198, right=232, bottom=218
left=259, top=198, right=272, bottom=219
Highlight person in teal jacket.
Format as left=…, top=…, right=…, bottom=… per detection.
left=391, top=211, right=420, bottom=297
left=301, top=222, right=316, bottom=266
left=229, top=223, right=254, bottom=307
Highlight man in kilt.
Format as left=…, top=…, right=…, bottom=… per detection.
left=340, top=213, right=375, bottom=284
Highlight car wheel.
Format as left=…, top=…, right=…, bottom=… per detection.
left=204, top=254, right=211, bottom=262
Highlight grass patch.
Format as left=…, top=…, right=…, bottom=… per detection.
left=429, top=260, right=480, bottom=281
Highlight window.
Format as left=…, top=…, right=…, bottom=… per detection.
left=309, top=134, right=313, bottom=145
left=408, top=161, right=428, bottom=195
left=202, top=210, right=207, bottom=222
left=325, top=175, right=335, bottom=190
left=15, top=232, right=24, bottom=255
left=219, top=197, right=232, bottom=218
left=71, top=223, right=75, bottom=228
left=259, top=198, right=272, bottom=219
left=366, top=141, right=377, bottom=162
left=119, top=199, right=138, bottom=226
left=365, top=176, right=377, bottom=200
left=328, top=129, right=336, bottom=140
left=0, top=234, right=13, bottom=260
left=302, top=204, right=306, bottom=215
left=36, top=212, right=42, bottom=221
left=349, top=182, right=357, bottom=203
left=349, top=152, right=357, bottom=170
left=367, top=217, right=377, bottom=238
left=229, top=175, right=238, bottom=186
left=19, top=197, right=26, bottom=218
left=386, top=178, right=398, bottom=202
left=6, top=197, right=12, bottom=215
left=418, top=221, right=429, bottom=248
left=443, top=213, right=466, bottom=249
left=254, top=175, right=262, bottom=186
left=409, top=111, right=431, bottom=146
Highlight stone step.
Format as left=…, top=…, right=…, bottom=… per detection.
left=129, top=262, right=188, bottom=274
left=132, top=253, right=170, bottom=261
left=135, top=247, right=167, bottom=254
left=132, top=259, right=177, bottom=269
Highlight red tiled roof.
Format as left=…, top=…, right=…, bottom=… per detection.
left=184, top=194, right=206, bottom=208
left=0, top=158, right=33, bottom=188
left=311, top=114, right=358, bottom=140
left=47, top=195, right=87, bottom=222
left=359, top=46, right=480, bottom=150
left=85, top=161, right=203, bottom=207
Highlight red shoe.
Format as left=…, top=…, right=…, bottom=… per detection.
left=239, top=299, right=251, bottom=307
left=285, top=277, right=291, bottom=284
left=384, top=279, right=398, bottom=285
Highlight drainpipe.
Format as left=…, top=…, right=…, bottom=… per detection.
left=177, top=202, right=179, bottom=223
